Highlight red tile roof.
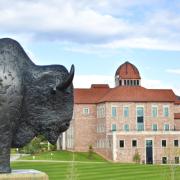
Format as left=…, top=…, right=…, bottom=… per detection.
left=115, top=61, right=141, bottom=79
left=99, top=86, right=176, bottom=103
left=74, top=85, right=176, bottom=104
left=175, top=96, right=180, bottom=104
left=75, top=84, right=110, bottom=104
left=175, top=100, right=180, bottom=105
left=175, top=113, right=180, bottom=119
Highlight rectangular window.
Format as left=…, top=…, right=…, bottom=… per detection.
left=112, top=124, right=116, bottom=131
left=162, top=140, right=167, bottom=147
left=97, top=105, right=105, bottom=118
left=124, top=124, right=129, bottom=131
left=175, top=157, right=179, bottom=164
left=164, top=124, right=169, bottom=131
left=137, top=107, right=144, bottom=131
left=111, top=107, right=117, bottom=118
left=152, top=124, right=158, bottom=131
left=174, top=140, right=179, bottom=147
left=137, top=107, right=144, bottom=117
left=123, top=106, right=129, bottom=118
left=137, top=123, right=144, bottom=131
left=162, top=157, right=167, bottom=164
left=101, top=107, right=105, bottom=118
left=152, top=106, right=158, bottom=117
left=163, top=106, right=169, bottom=117
left=132, top=140, right=137, bottom=147
left=119, top=140, right=124, bottom=148
left=83, top=107, right=89, bottom=115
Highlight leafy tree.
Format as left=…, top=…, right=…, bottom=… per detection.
left=19, top=135, right=53, bottom=154
left=133, top=149, right=141, bottom=164
left=88, top=145, right=94, bottom=159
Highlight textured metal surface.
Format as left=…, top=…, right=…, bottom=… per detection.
left=0, top=38, right=74, bottom=173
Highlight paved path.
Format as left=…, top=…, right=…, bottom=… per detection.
left=10, top=154, right=30, bottom=162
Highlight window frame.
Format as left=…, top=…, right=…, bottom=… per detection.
left=123, top=106, right=129, bottom=118
left=163, top=105, right=169, bottom=117
left=111, top=106, right=117, bottom=118
left=174, top=140, right=179, bottom=147
left=151, top=105, right=158, bottom=118
left=161, top=139, right=167, bottom=147
left=132, top=139, right=137, bottom=147
left=152, top=124, right=158, bottom=131
left=111, top=124, right=117, bottom=131
left=162, top=157, right=167, bottom=164
left=136, top=105, right=145, bottom=131
left=164, top=124, right=170, bottom=131
left=175, top=157, right=179, bottom=164
left=124, top=124, right=129, bottom=132
left=83, top=107, right=90, bottom=115
left=119, top=140, right=125, bottom=148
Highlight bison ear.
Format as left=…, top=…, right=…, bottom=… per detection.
left=56, top=65, right=74, bottom=91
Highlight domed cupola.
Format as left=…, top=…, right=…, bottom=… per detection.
left=115, top=61, right=141, bottom=87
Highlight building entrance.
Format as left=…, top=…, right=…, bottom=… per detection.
left=146, top=140, right=153, bottom=164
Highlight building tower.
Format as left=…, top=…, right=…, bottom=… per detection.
left=115, top=61, right=141, bottom=87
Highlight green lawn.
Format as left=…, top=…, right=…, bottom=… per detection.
left=12, top=161, right=180, bottom=180
left=19, top=150, right=106, bottom=162
left=11, top=151, right=180, bottom=180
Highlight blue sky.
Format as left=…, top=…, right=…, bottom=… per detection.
left=0, top=0, right=180, bottom=94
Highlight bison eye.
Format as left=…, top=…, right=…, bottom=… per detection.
left=50, top=88, right=56, bottom=95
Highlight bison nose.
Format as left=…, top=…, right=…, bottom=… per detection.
left=66, top=122, right=70, bottom=127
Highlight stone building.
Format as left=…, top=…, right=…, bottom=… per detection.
left=58, top=61, right=180, bottom=164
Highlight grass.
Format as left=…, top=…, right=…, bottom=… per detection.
left=19, top=150, right=106, bottom=162
left=12, top=161, right=180, bottom=180
left=11, top=151, right=180, bottom=180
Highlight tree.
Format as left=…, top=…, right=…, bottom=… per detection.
left=133, top=149, right=141, bottom=164
left=88, top=145, right=94, bottom=159
left=19, top=135, right=47, bottom=154
left=66, top=151, right=78, bottom=180
left=164, top=144, right=180, bottom=180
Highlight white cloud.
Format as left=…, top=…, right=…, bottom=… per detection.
left=0, top=0, right=180, bottom=51
left=166, top=69, right=180, bottom=75
left=74, top=75, right=114, bottom=88
left=142, top=79, right=180, bottom=95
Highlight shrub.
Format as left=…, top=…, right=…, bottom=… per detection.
left=88, top=145, right=94, bottom=159
left=19, top=135, right=50, bottom=155
left=133, top=150, right=141, bottom=164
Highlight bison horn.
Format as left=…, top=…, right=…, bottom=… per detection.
left=56, top=64, right=75, bottom=90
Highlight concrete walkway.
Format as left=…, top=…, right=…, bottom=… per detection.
left=10, top=154, right=30, bottom=162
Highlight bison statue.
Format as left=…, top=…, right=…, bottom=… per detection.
left=0, top=38, right=74, bottom=173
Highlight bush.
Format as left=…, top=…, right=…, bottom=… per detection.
left=49, top=143, right=57, bottom=151
left=19, top=135, right=53, bottom=155
left=133, top=150, right=141, bottom=164
left=88, top=145, right=94, bottom=159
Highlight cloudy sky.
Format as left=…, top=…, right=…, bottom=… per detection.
left=0, top=0, right=180, bottom=95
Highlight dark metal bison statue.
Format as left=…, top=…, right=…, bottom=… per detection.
left=0, top=38, right=74, bottom=173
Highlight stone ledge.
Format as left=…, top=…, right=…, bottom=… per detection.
left=0, top=169, right=48, bottom=180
